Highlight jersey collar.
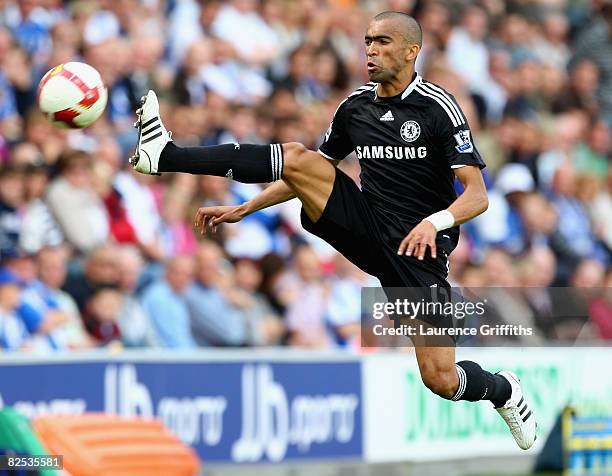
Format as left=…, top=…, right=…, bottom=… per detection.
left=401, top=72, right=422, bottom=99
left=374, top=72, right=422, bottom=101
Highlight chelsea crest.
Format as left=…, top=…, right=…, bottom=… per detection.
left=400, top=120, right=420, bottom=142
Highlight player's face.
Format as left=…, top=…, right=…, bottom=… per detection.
left=364, top=19, right=417, bottom=83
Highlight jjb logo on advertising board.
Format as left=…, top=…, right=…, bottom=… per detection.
left=0, top=359, right=362, bottom=463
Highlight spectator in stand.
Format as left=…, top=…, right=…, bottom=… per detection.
left=19, top=250, right=79, bottom=351
left=445, top=4, right=490, bottom=99
left=258, top=252, right=290, bottom=316
left=576, top=170, right=612, bottom=253
left=141, top=255, right=196, bottom=349
left=171, top=39, right=213, bottom=106
left=0, top=164, right=24, bottom=260
left=232, top=257, right=284, bottom=346
left=571, top=2, right=612, bottom=123
left=519, top=247, right=558, bottom=338
left=550, top=259, right=607, bottom=342
left=283, top=245, right=332, bottom=348
left=275, top=46, right=317, bottom=103
left=470, top=163, right=534, bottom=256
left=572, top=259, right=606, bottom=289
left=21, top=110, right=65, bottom=165
left=63, top=244, right=119, bottom=311
left=533, top=12, right=570, bottom=71
left=3, top=250, right=71, bottom=351
left=480, top=248, right=545, bottom=344
left=159, top=188, right=198, bottom=258
left=46, top=151, right=109, bottom=255
left=537, top=113, right=586, bottom=190
left=0, top=268, right=29, bottom=351
left=552, top=59, right=600, bottom=117
left=548, top=163, right=607, bottom=266
left=0, top=30, right=20, bottom=143
left=116, top=245, right=158, bottom=348
left=326, top=253, right=374, bottom=348
left=212, top=0, right=279, bottom=69
left=82, top=285, right=123, bottom=347
left=574, top=120, right=610, bottom=180
left=459, top=263, right=488, bottom=287
left=186, top=241, right=254, bottom=346
left=35, top=246, right=92, bottom=349
left=113, top=167, right=165, bottom=262
left=92, top=136, right=140, bottom=248
left=416, top=1, right=450, bottom=68
left=19, top=159, right=63, bottom=254
left=200, top=37, right=272, bottom=104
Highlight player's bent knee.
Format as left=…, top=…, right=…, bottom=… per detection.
left=282, top=142, right=318, bottom=177
left=281, top=143, right=306, bottom=177
left=420, top=366, right=458, bottom=399
left=282, top=142, right=308, bottom=162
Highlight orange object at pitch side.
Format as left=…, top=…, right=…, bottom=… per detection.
left=33, top=413, right=201, bottom=476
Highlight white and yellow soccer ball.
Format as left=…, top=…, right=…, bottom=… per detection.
left=37, top=62, right=108, bottom=129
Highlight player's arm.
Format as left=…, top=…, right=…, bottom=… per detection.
left=194, top=180, right=294, bottom=234
left=196, top=98, right=351, bottom=234
left=195, top=158, right=341, bottom=234
left=398, top=167, right=488, bottom=260
left=448, top=165, right=488, bottom=224
left=399, top=98, right=487, bottom=260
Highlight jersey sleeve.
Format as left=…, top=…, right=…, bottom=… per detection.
left=318, top=100, right=354, bottom=161
left=435, top=98, right=485, bottom=170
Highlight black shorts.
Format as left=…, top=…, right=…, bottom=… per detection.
left=301, top=169, right=451, bottom=288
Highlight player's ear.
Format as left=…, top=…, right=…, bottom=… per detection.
left=405, top=43, right=420, bottom=62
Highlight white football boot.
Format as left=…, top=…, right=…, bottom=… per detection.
left=129, top=90, right=172, bottom=175
left=496, top=370, right=537, bottom=450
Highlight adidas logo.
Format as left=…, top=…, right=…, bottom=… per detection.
left=380, top=110, right=394, bottom=121
left=225, top=169, right=233, bottom=179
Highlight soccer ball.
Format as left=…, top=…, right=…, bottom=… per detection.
left=37, top=62, right=108, bottom=129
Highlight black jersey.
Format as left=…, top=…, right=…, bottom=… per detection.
left=318, top=73, right=485, bottom=250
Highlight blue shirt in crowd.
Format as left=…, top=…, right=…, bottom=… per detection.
left=185, top=283, right=249, bottom=347
left=140, top=280, right=196, bottom=349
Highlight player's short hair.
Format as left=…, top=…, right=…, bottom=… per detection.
left=373, top=11, right=423, bottom=47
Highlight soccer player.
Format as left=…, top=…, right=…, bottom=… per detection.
left=130, top=11, right=536, bottom=449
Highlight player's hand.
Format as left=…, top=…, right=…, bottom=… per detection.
left=398, top=220, right=437, bottom=260
left=194, top=205, right=246, bottom=235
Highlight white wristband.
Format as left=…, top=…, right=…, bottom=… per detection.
left=424, top=210, right=455, bottom=232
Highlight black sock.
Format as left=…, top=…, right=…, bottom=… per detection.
left=158, top=142, right=283, bottom=183
left=452, top=360, right=511, bottom=407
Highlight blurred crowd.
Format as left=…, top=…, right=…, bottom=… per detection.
left=0, top=0, right=611, bottom=352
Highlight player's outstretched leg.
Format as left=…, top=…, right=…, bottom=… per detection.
left=416, top=347, right=537, bottom=450
left=130, top=91, right=336, bottom=222
left=131, top=90, right=285, bottom=182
